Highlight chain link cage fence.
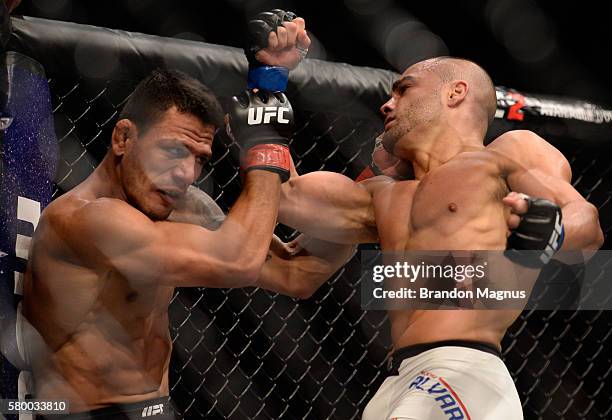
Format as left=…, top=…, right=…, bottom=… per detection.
left=6, top=17, right=612, bottom=420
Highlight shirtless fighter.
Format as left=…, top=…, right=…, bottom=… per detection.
left=276, top=56, right=604, bottom=419
left=22, top=69, right=354, bottom=419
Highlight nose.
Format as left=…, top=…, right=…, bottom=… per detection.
left=380, top=97, right=395, bottom=117
left=172, top=156, right=197, bottom=185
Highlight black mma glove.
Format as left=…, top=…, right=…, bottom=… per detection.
left=228, top=89, right=293, bottom=182
left=246, top=8, right=297, bottom=92
left=505, top=196, right=565, bottom=268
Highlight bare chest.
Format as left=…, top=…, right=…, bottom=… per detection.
left=97, top=270, right=175, bottom=324
left=374, top=156, right=508, bottom=250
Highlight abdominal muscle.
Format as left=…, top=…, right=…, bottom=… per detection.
left=376, top=172, right=527, bottom=351
left=35, top=319, right=172, bottom=412
left=389, top=230, right=520, bottom=351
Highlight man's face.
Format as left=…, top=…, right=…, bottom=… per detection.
left=120, top=107, right=215, bottom=220
left=379, top=64, right=443, bottom=154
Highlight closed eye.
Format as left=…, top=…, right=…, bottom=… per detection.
left=165, top=145, right=188, bottom=159
left=397, top=84, right=410, bottom=95
left=391, top=76, right=415, bottom=96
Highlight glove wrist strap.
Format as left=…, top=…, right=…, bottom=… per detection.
left=247, top=66, right=289, bottom=92
left=241, top=143, right=291, bottom=182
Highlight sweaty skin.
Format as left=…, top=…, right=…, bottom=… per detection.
left=22, top=106, right=353, bottom=412
left=279, top=59, right=603, bottom=352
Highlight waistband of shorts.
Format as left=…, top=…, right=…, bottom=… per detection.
left=387, top=340, right=502, bottom=376
left=36, top=396, right=175, bottom=420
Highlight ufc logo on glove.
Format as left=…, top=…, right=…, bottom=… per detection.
left=247, top=106, right=291, bottom=125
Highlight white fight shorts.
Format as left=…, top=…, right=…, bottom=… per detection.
left=362, top=340, right=523, bottom=420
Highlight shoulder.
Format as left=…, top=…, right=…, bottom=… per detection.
left=71, top=197, right=150, bottom=223
left=359, top=174, right=397, bottom=194
left=76, top=198, right=155, bottom=237
left=371, top=177, right=418, bottom=206
left=33, top=196, right=154, bottom=268
left=44, top=196, right=154, bottom=246
left=486, top=130, right=571, bottom=180
left=43, top=190, right=137, bottom=219
left=488, top=130, right=551, bottom=150
left=487, top=130, right=565, bottom=163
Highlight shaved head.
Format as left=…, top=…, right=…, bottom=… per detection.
left=380, top=56, right=498, bottom=155
left=412, top=57, right=497, bottom=128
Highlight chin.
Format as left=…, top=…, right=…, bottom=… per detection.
left=127, top=192, right=172, bottom=221
left=145, top=202, right=173, bottom=221
left=381, top=131, right=399, bottom=154
left=147, top=209, right=172, bottom=221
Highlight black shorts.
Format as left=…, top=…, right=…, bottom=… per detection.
left=36, top=397, right=176, bottom=420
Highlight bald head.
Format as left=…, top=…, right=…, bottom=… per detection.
left=412, top=57, right=497, bottom=129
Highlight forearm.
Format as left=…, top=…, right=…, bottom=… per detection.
left=214, top=171, right=281, bottom=279
left=257, top=236, right=356, bottom=298
left=160, top=180, right=278, bottom=287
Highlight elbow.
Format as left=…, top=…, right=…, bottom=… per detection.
left=291, top=282, right=317, bottom=300
left=278, top=181, right=296, bottom=224
left=234, top=259, right=265, bottom=286
left=280, top=268, right=321, bottom=300
left=583, top=203, right=604, bottom=250
left=212, top=232, right=269, bottom=286
left=235, top=258, right=265, bottom=287
left=593, top=225, right=605, bottom=250
left=561, top=201, right=604, bottom=251
left=287, top=270, right=329, bottom=299
left=213, top=256, right=263, bottom=288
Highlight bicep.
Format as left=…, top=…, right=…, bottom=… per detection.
left=280, top=171, right=378, bottom=243
left=508, top=167, right=583, bottom=207
left=492, top=130, right=572, bottom=182
left=492, top=130, right=580, bottom=204
left=71, top=200, right=250, bottom=288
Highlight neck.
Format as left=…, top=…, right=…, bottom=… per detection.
left=396, top=125, right=484, bottom=179
left=85, top=153, right=129, bottom=201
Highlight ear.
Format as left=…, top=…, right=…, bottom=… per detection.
left=447, top=80, right=468, bottom=107
left=111, top=119, right=137, bottom=156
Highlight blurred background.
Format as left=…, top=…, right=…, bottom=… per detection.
left=11, top=0, right=612, bottom=106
